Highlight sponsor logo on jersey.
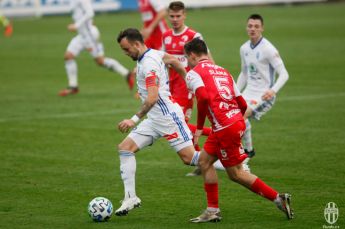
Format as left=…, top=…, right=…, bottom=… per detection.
left=249, top=63, right=257, bottom=75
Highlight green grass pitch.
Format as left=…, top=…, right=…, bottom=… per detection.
left=0, top=2, right=344, bottom=228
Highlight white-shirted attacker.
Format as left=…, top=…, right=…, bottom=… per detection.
left=237, top=14, right=289, bottom=171
left=114, top=28, right=201, bottom=216
left=59, top=0, right=135, bottom=96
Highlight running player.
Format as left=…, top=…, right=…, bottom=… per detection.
left=184, top=38, right=293, bottom=223
left=114, top=28, right=201, bottom=216
left=59, top=0, right=134, bottom=96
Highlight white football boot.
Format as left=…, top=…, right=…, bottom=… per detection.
left=115, top=196, right=141, bottom=216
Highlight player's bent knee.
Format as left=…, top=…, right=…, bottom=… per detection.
left=95, top=57, right=104, bottom=66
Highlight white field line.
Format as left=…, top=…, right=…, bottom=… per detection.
left=0, top=92, right=344, bottom=123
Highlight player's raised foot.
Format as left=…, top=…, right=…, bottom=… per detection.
left=244, top=148, right=256, bottom=158
left=115, top=196, right=141, bottom=216
left=275, top=193, right=294, bottom=220
left=186, top=167, right=201, bottom=177
left=126, top=71, right=135, bottom=90
left=190, top=209, right=222, bottom=223
left=58, top=87, right=79, bottom=96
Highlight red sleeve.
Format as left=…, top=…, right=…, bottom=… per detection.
left=195, top=87, right=209, bottom=130
left=235, top=95, right=247, bottom=115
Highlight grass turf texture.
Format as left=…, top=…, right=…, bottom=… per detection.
left=1, top=2, right=345, bottom=228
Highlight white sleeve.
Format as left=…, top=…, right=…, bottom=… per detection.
left=232, top=77, right=242, bottom=97
left=266, top=45, right=289, bottom=93
left=271, top=64, right=289, bottom=93
left=186, top=70, right=205, bottom=93
left=237, top=48, right=247, bottom=91
left=149, top=0, right=166, bottom=12
left=75, top=0, right=94, bottom=29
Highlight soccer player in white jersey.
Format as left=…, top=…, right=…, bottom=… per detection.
left=237, top=14, right=289, bottom=171
left=58, top=0, right=135, bottom=96
left=114, top=28, right=201, bottom=216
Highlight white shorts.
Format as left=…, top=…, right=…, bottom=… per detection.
left=128, top=115, right=193, bottom=152
left=243, top=92, right=276, bottom=120
left=67, top=26, right=104, bottom=58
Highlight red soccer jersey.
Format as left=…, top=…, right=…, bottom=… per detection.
left=138, top=0, right=169, bottom=49
left=186, top=60, right=244, bottom=131
left=162, top=27, right=201, bottom=100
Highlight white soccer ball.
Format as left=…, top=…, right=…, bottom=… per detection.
left=88, top=197, right=113, bottom=222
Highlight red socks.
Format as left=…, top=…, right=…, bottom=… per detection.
left=251, top=178, right=278, bottom=201
left=204, top=183, right=219, bottom=208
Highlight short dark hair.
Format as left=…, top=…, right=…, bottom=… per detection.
left=184, top=38, right=208, bottom=56
left=168, top=1, right=185, bottom=11
left=248, top=14, right=264, bottom=25
left=117, top=28, right=144, bottom=43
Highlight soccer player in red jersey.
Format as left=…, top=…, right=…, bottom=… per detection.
left=184, top=38, right=294, bottom=223
left=138, top=0, right=169, bottom=50
left=162, top=1, right=213, bottom=124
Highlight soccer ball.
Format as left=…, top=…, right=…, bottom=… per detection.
left=87, top=197, right=113, bottom=222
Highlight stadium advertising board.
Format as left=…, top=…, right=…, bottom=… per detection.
left=1, top=0, right=325, bottom=17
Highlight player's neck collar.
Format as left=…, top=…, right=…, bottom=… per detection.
left=138, top=48, right=151, bottom=62
left=250, top=37, right=263, bottom=49
left=173, top=26, right=188, bottom=36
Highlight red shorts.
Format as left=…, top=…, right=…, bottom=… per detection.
left=203, top=120, right=247, bottom=167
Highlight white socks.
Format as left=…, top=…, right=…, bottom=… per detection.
left=243, top=119, right=253, bottom=151
left=103, top=57, right=129, bottom=78
left=213, top=160, right=225, bottom=171
left=190, top=151, right=200, bottom=166
left=65, top=59, right=78, bottom=88
left=119, top=150, right=136, bottom=200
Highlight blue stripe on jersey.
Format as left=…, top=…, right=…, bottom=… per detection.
left=269, top=63, right=275, bottom=87
left=157, top=97, right=169, bottom=115
left=171, top=112, right=189, bottom=142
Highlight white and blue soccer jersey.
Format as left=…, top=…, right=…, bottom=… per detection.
left=239, top=37, right=285, bottom=99
left=131, top=49, right=193, bottom=151
left=136, top=49, right=184, bottom=120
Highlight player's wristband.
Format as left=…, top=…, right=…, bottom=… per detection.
left=130, top=115, right=140, bottom=124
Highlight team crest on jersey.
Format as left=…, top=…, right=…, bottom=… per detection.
left=164, top=36, right=172, bottom=45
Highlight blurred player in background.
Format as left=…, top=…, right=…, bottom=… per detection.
left=114, top=28, right=202, bottom=216
left=237, top=14, right=289, bottom=171
left=58, top=0, right=134, bottom=96
left=0, top=14, right=13, bottom=37
left=127, top=0, right=169, bottom=93
left=184, top=38, right=293, bottom=223
left=138, top=0, right=169, bottom=50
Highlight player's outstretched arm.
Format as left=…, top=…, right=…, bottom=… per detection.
left=141, top=9, right=167, bottom=39
left=162, top=53, right=187, bottom=78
